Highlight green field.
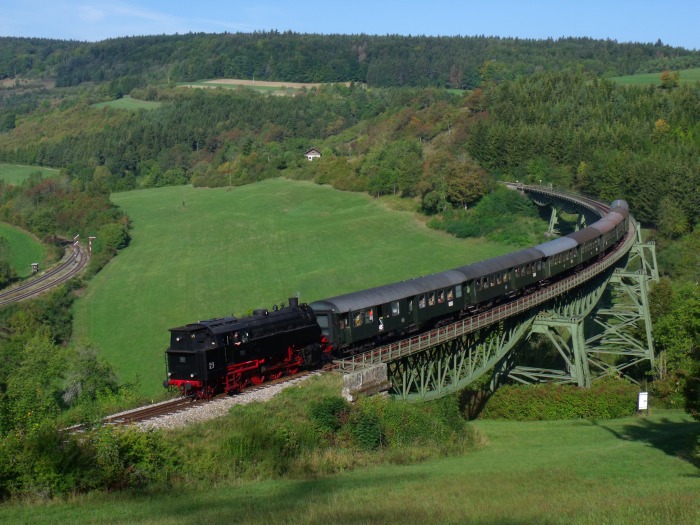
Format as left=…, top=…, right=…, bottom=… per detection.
left=609, top=67, right=700, bottom=86
left=92, top=95, right=162, bottom=110
left=0, top=163, right=60, bottom=185
left=1, top=409, right=697, bottom=524
left=0, top=223, right=45, bottom=278
left=73, top=179, right=512, bottom=397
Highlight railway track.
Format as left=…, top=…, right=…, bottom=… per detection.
left=68, top=369, right=326, bottom=432
left=0, top=241, right=88, bottom=306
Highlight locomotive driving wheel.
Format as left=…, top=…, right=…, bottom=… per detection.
left=250, top=372, right=265, bottom=385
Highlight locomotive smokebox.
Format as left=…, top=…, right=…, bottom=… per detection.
left=289, top=297, right=299, bottom=308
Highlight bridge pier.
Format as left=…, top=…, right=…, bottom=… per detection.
left=513, top=315, right=591, bottom=386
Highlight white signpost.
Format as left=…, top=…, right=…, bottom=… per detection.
left=638, top=392, right=649, bottom=414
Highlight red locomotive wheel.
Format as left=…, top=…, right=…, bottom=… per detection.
left=250, top=373, right=265, bottom=385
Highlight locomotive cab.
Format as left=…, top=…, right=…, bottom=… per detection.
left=164, top=325, right=228, bottom=394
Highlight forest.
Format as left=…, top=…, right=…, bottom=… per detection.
left=2, top=32, right=700, bottom=91
left=0, top=32, right=697, bottom=500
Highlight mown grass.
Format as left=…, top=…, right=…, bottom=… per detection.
left=1, top=409, right=696, bottom=524
left=72, top=179, right=511, bottom=397
left=92, top=96, right=162, bottom=110
left=0, top=162, right=59, bottom=184
left=0, top=222, right=45, bottom=278
left=609, top=67, right=700, bottom=86
left=178, top=80, right=300, bottom=94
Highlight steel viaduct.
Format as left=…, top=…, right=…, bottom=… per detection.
left=334, top=184, right=658, bottom=402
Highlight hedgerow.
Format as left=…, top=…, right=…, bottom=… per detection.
left=479, top=379, right=640, bottom=420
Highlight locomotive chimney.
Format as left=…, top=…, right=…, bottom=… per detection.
left=289, top=297, right=299, bottom=308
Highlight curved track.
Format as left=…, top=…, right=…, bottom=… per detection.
left=0, top=242, right=88, bottom=306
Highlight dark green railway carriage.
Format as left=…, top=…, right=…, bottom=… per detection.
left=310, top=270, right=467, bottom=352
left=535, top=237, right=580, bottom=277
left=451, top=248, right=545, bottom=306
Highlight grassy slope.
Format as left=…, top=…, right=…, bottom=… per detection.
left=1, top=410, right=697, bottom=524
left=0, top=223, right=45, bottom=278
left=609, top=67, right=700, bottom=86
left=91, top=96, right=162, bottom=110
left=73, top=179, right=511, bottom=397
left=0, top=163, right=60, bottom=185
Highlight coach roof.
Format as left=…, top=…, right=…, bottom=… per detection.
left=310, top=270, right=467, bottom=313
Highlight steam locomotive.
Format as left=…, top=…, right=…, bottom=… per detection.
left=164, top=298, right=323, bottom=398
left=164, top=198, right=629, bottom=398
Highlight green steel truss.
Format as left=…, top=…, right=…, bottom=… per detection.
left=388, top=313, right=536, bottom=401
left=333, top=189, right=656, bottom=400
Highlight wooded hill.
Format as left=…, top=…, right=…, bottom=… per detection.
left=2, top=32, right=700, bottom=91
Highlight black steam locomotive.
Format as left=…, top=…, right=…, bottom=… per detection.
left=165, top=198, right=629, bottom=398
left=164, top=298, right=322, bottom=398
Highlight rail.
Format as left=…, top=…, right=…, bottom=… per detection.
left=0, top=242, right=88, bottom=306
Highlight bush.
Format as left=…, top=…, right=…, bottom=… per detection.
left=347, top=398, right=384, bottom=450
left=430, top=186, right=544, bottom=247
left=92, top=427, right=174, bottom=490
left=0, top=423, right=96, bottom=499
left=308, top=396, right=350, bottom=434
left=480, top=379, right=640, bottom=420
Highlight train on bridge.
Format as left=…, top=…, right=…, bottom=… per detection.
left=164, top=197, right=629, bottom=398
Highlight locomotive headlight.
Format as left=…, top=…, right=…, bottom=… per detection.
left=168, top=372, right=171, bottom=377
left=190, top=373, right=195, bottom=378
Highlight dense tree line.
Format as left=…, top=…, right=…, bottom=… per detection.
left=2, top=33, right=699, bottom=91
left=466, top=71, right=700, bottom=230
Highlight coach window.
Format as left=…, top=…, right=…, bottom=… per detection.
left=515, top=267, right=520, bottom=277
left=354, top=312, right=363, bottom=327
left=489, top=276, right=495, bottom=287
left=418, top=295, right=426, bottom=308
left=476, top=279, right=482, bottom=291
left=447, top=289, right=454, bottom=301
left=428, top=292, right=436, bottom=306
left=457, top=285, right=463, bottom=298
left=364, top=309, right=373, bottom=324
left=391, top=301, right=400, bottom=316
left=437, top=290, right=445, bottom=303
left=496, top=273, right=502, bottom=285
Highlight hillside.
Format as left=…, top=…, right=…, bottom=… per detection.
left=3, top=33, right=699, bottom=91
left=72, top=179, right=513, bottom=397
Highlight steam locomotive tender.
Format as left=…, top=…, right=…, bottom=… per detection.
left=164, top=298, right=322, bottom=398
left=165, top=198, right=629, bottom=398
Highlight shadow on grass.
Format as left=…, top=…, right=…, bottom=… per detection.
left=596, top=416, right=700, bottom=472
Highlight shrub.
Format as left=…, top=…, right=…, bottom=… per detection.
left=92, top=427, right=174, bottom=490
left=347, top=398, right=384, bottom=450
left=479, top=379, right=640, bottom=420
left=308, top=395, right=350, bottom=434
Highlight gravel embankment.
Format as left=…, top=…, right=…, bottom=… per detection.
left=137, top=373, right=318, bottom=430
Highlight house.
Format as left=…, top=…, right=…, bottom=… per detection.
left=304, top=148, right=321, bottom=161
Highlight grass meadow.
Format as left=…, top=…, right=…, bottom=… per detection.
left=73, top=179, right=511, bottom=397
left=0, top=222, right=45, bottom=278
left=0, top=162, right=59, bottom=184
left=92, top=96, right=162, bottom=110
left=1, top=409, right=697, bottom=524
left=609, top=67, right=700, bottom=86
